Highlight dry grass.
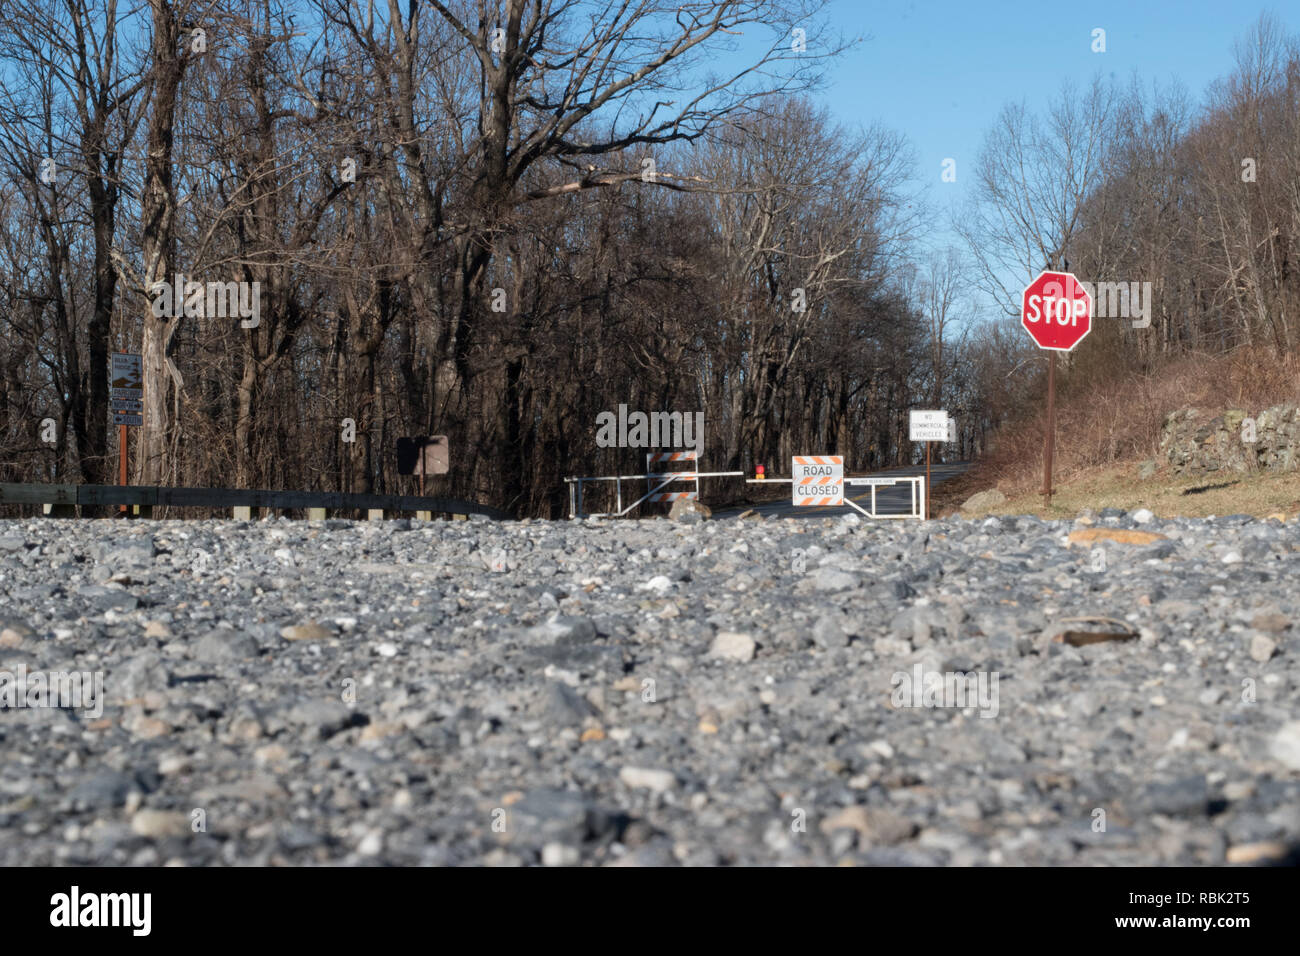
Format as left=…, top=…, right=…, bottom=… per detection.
left=955, top=459, right=1300, bottom=521
left=940, top=347, right=1300, bottom=514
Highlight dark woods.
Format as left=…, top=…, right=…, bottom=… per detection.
left=1, top=0, right=961, bottom=516
left=4, top=3, right=1292, bottom=516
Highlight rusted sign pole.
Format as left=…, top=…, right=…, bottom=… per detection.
left=1040, top=352, right=1056, bottom=508
left=925, top=440, right=932, bottom=520
left=118, top=424, right=128, bottom=515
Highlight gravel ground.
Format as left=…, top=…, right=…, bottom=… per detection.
left=1, top=509, right=1298, bottom=866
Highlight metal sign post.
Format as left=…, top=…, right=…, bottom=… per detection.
left=1041, top=352, right=1056, bottom=507
left=925, top=441, right=931, bottom=520
left=118, top=424, right=127, bottom=513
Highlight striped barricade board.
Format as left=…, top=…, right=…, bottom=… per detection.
left=646, top=450, right=698, bottom=502
left=792, top=455, right=844, bottom=507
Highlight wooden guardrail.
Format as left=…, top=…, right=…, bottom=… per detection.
left=0, top=483, right=510, bottom=520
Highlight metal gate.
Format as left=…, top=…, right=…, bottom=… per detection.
left=565, top=454, right=744, bottom=518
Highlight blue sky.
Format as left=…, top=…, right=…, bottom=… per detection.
left=815, top=0, right=1300, bottom=316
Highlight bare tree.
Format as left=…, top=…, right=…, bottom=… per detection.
left=957, top=75, right=1117, bottom=313
left=917, top=246, right=968, bottom=410
left=0, top=0, right=147, bottom=489
left=701, top=97, right=916, bottom=471
left=135, top=0, right=198, bottom=483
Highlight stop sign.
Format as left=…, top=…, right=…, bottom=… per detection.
left=1022, top=270, right=1092, bottom=351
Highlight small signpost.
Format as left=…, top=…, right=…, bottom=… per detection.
left=910, top=410, right=948, bottom=520
left=110, top=353, right=143, bottom=514
left=110, top=353, right=143, bottom=426
left=1021, top=270, right=1092, bottom=508
left=791, top=456, right=844, bottom=507
left=396, top=435, right=450, bottom=496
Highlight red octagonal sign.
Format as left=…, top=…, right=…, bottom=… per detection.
left=1022, top=270, right=1092, bottom=352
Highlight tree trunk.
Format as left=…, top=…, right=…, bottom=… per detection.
left=137, top=1, right=185, bottom=485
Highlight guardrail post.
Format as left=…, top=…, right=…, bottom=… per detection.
left=367, top=509, right=386, bottom=521
left=232, top=506, right=253, bottom=520
left=307, top=507, right=327, bottom=520
left=415, top=510, right=432, bottom=521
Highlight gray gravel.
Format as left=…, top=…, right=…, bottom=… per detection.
left=1, top=509, right=1298, bottom=866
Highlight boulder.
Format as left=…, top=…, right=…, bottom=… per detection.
left=669, top=497, right=712, bottom=520
left=960, top=489, right=1006, bottom=514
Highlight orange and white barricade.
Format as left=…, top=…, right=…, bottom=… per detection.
left=646, top=450, right=698, bottom=502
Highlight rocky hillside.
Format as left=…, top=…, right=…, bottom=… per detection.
left=1161, top=405, right=1300, bottom=475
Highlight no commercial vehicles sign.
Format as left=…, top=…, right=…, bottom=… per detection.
left=909, top=410, right=948, bottom=442
left=792, top=455, right=843, bottom=507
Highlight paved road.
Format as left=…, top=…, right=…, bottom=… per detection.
left=715, top=460, right=971, bottom=520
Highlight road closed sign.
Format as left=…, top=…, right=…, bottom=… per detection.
left=792, top=455, right=843, bottom=507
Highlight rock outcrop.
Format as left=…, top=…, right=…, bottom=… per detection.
left=1159, top=405, right=1299, bottom=475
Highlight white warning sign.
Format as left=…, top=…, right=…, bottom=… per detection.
left=909, top=409, right=948, bottom=442
left=792, top=455, right=844, bottom=507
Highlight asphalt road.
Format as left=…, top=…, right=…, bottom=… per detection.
left=715, top=460, right=971, bottom=520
